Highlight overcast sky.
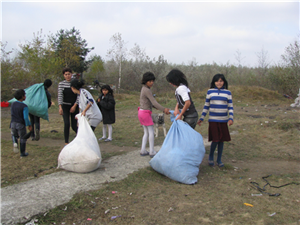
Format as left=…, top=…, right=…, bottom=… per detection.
left=1, top=1, right=299, bottom=67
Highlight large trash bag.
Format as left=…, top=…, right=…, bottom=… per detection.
left=8, top=83, right=49, bottom=120
left=149, top=111, right=205, bottom=184
left=57, top=114, right=102, bottom=173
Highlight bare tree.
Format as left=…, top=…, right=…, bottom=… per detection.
left=106, top=33, right=127, bottom=93
left=256, top=46, right=271, bottom=76
left=234, top=49, right=245, bottom=67
left=130, top=43, right=149, bottom=62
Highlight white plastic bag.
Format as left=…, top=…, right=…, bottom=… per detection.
left=57, top=114, right=102, bottom=173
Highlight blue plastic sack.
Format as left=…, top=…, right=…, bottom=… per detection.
left=149, top=111, right=205, bottom=184
left=9, top=83, right=49, bottom=121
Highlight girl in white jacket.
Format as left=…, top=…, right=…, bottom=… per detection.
left=71, top=79, right=102, bottom=131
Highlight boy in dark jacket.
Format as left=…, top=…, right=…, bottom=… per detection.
left=10, top=89, right=32, bottom=157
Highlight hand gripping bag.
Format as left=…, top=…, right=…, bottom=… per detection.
left=57, top=114, right=102, bottom=173
left=9, top=83, right=49, bottom=120
left=149, top=112, right=205, bottom=184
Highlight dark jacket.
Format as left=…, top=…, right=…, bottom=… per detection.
left=97, top=94, right=115, bottom=124
left=45, top=88, right=52, bottom=108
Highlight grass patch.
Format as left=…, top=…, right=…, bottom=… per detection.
left=32, top=168, right=300, bottom=225
left=2, top=86, right=300, bottom=224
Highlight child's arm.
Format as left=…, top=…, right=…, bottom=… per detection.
left=81, top=90, right=94, bottom=116
left=227, top=90, right=234, bottom=125
left=175, top=100, right=191, bottom=121
left=174, top=103, right=180, bottom=116
left=70, top=94, right=80, bottom=113
left=198, top=91, right=210, bottom=126
left=82, top=103, right=92, bottom=116
left=23, top=106, right=32, bottom=131
left=58, top=82, right=64, bottom=115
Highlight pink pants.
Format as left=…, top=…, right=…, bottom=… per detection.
left=138, top=107, right=153, bottom=126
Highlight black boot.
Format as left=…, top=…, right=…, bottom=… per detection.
left=20, top=143, right=28, bottom=157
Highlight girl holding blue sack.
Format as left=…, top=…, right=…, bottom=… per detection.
left=138, top=72, right=170, bottom=158
left=197, top=74, right=234, bottom=167
left=166, top=69, right=198, bottom=129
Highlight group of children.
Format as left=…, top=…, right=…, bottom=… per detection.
left=11, top=68, right=116, bottom=157
left=11, top=67, right=233, bottom=167
left=138, top=69, right=234, bottom=167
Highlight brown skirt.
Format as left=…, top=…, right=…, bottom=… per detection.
left=208, top=122, right=231, bottom=142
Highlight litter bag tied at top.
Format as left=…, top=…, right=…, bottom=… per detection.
left=9, top=83, right=49, bottom=120
left=58, top=114, right=102, bottom=173
left=149, top=113, right=205, bottom=184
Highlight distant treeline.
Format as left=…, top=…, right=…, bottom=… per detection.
left=1, top=29, right=299, bottom=99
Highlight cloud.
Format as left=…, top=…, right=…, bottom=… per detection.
left=2, top=1, right=298, bottom=67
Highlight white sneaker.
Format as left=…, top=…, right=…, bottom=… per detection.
left=105, top=138, right=112, bottom=142
left=98, top=137, right=106, bottom=141
left=13, top=143, right=18, bottom=153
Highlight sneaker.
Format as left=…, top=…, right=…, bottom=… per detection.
left=35, top=129, right=40, bottom=141
left=13, top=143, right=18, bottom=153
left=105, top=138, right=112, bottom=142
left=98, top=137, right=106, bottom=141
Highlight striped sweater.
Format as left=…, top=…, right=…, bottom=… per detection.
left=58, top=80, right=79, bottom=106
left=199, top=88, right=234, bottom=123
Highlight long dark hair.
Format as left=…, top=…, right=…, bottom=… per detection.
left=100, top=84, right=114, bottom=97
left=210, top=74, right=228, bottom=89
left=166, top=69, right=188, bottom=87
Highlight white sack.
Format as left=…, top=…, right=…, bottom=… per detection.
left=58, top=114, right=102, bottom=173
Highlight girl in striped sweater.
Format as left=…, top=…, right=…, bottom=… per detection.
left=197, top=74, right=234, bottom=167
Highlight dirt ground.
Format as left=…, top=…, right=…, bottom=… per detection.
left=2, top=125, right=299, bottom=224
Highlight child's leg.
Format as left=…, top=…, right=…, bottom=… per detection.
left=11, top=128, right=18, bottom=145
left=147, top=125, right=155, bottom=155
left=11, top=123, right=19, bottom=152
left=62, top=105, right=71, bottom=143
left=18, top=124, right=28, bottom=156
left=29, top=113, right=35, bottom=138
left=35, top=116, right=40, bottom=141
left=102, top=124, right=107, bottom=138
left=70, top=109, right=79, bottom=134
left=217, top=142, right=224, bottom=165
left=141, top=125, right=149, bottom=154
left=107, top=124, right=112, bottom=140
left=209, top=142, right=218, bottom=163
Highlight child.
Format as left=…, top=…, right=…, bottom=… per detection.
left=10, top=89, right=32, bottom=157
left=138, top=72, right=170, bottom=157
left=166, top=69, right=198, bottom=129
left=70, top=79, right=102, bottom=131
left=29, top=79, right=52, bottom=141
left=97, top=85, right=116, bottom=142
left=58, top=68, right=79, bottom=145
left=197, top=74, right=234, bottom=167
